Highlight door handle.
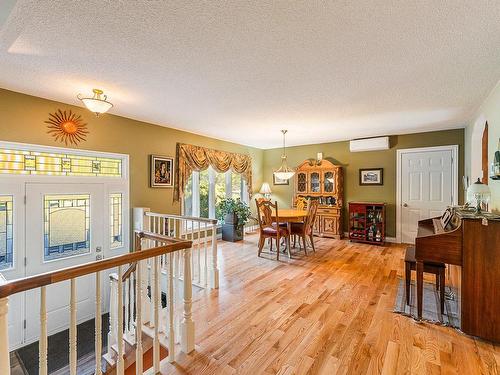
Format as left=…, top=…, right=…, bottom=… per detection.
left=403, top=203, right=408, bottom=207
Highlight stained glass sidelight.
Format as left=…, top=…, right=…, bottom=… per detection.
left=44, top=194, right=90, bottom=261
left=0, top=148, right=122, bottom=177
left=110, top=193, right=123, bottom=249
left=0, top=196, right=13, bottom=270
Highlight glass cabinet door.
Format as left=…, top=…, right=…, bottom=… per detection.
left=323, top=171, right=335, bottom=193
left=310, top=172, right=320, bottom=193
left=296, top=172, right=307, bottom=193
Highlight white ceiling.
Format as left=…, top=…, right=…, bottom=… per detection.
left=1, top=1, right=500, bottom=149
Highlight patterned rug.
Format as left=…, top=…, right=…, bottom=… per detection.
left=393, top=279, right=460, bottom=328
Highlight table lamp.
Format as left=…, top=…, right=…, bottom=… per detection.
left=259, top=182, right=272, bottom=200
left=467, top=178, right=491, bottom=213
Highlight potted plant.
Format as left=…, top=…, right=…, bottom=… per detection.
left=217, top=197, right=252, bottom=242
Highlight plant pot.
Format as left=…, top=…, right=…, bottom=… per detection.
left=222, top=213, right=244, bottom=242
left=222, top=223, right=244, bottom=242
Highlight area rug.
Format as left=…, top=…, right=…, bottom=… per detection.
left=393, top=279, right=460, bottom=328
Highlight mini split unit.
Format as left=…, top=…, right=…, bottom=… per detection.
left=349, top=136, right=390, bottom=152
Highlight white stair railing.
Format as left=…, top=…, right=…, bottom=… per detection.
left=0, top=232, right=192, bottom=375
left=134, top=208, right=219, bottom=290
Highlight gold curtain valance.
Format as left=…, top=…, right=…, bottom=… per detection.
left=174, top=143, right=252, bottom=201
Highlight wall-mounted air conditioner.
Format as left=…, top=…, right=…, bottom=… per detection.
left=349, top=136, right=390, bottom=152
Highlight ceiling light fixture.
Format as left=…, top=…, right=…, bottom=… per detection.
left=273, top=129, right=295, bottom=180
left=77, top=89, right=113, bottom=116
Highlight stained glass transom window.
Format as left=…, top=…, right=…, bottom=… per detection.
left=0, top=196, right=13, bottom=270
left=0, top=148, right=122, bottom=177
left=44, top=195, right=90, bottom=261
left=110, top=193, right=123, bottom=249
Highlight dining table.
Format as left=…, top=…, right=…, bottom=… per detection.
left=271, top=208, right=308, bottom=254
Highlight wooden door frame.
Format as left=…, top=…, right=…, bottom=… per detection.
left=396, top=145, right=459, bottom=243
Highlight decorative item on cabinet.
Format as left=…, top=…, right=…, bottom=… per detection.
left=293, top=159, right=343, bottom=239
left=348, top=202, right=386, bottom=245
left=491, top=139, right=500, bottom=180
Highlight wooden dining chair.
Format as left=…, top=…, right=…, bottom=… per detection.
left=291, top=199, right=319, bottom=254
left=294, top=196, right=308, bottom=211
left=255, top=199, right=290, bottom=260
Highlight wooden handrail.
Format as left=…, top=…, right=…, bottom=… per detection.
left=0, top=232, right=192, bottom=299
left=145, top=211, right=218, bottom=225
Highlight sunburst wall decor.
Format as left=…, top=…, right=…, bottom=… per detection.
left=45, top=109, right=89, bottom=145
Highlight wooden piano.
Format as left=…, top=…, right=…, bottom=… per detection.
left=415, top=209, right=500, bottom=343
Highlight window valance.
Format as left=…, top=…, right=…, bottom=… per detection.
left=174, top=143, right=252, bottom=201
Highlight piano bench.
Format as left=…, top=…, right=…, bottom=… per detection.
left=404, top=246, right=446, bottom=314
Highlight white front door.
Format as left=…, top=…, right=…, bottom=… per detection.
left=400, top=148, right=456, bottom=244
left=24, top=183, right=104, bottom=343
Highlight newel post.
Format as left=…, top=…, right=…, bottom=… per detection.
left=181, top=248, right=195, bottom=353
left=211, top=223, right=219, bottom=289
left=0, top=274, right=10, bottom=375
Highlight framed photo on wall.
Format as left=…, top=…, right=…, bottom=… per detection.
left=359, top=168, right=383, bottom=185
left=150, top=155, right=174, bottom=188
left=273, top=174, right=289, bottom=185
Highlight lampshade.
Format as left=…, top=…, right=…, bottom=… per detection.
left=467, top=178, right=491, bottom=212
left=259, top=182, right=272, bottom=194
left=77, top=89, right=113, bottom=116
left=273, top=130, right=295, bottom=180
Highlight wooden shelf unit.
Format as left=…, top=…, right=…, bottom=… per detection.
left=293, top=159, right=343, bottom=239
left=348, top=202, right=386, bottom=245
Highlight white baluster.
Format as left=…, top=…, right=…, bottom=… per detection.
left=129, top=272, right=135, bottom=343
left=135, top=260, right=143, bottom=374
left=108, top=275, right=118, bottom=354
left=153, top=256, right=161, bottom=373
left=39, top=286, right=48, bottom=375
left=181, top=248, right=195, bottom=353
left=117, top=266, right=124, bottom=375
left=95, top=272, right=102, bottom=375
left=124, top=278, right=129, bottom=336
left=69, top=279, right=77, bottom=375
left=0, top=275, right=9, bottom=375
left=197, top=221, right=201, bottom=284
left=211, top=223, right=220, bottom=289
left=168, top=252, right=175, bottom=362
left=191, top=220, right=195, bottom=282
left=204, top=224, right=208, bottom=287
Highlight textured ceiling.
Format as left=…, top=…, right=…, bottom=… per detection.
left=1, top=1, right=500, bottom=149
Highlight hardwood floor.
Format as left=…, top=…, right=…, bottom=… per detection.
left=160, top=234, right=499, bottom=374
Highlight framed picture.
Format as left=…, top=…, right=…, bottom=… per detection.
left=359, top=168, right=383, bottom=185
left=273, top=174, right=289, bottom=185
left=150, top=155, right=174, bottom=188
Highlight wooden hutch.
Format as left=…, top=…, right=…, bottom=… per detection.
left=293, top=159, right=343, bottom=239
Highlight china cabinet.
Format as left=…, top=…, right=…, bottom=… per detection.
left=293, top=159, right=343, bottom=239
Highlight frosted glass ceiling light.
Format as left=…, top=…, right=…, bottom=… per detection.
left=77, top=89, right=113, bottom=116
left=273, top=130, right=295, bottom=180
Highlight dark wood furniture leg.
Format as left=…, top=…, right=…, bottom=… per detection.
left=440, top=268, right=445, bottom=315
left=416, top=260, right=424, bottom=320
left=405, top=261, right=411, bottom=305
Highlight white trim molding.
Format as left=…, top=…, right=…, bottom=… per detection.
left=396, top=145, right=459, bottom=244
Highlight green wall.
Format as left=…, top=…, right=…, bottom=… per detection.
left=0, top=88, right=467, bottom=237
left=263, top=130, right=465, bottom=237
left=0, top=88, right=264, bottom=214
left=465, top=81, right=500, bottom=213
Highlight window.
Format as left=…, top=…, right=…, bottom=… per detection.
left=110, top=193, right=123, bottom=249
left=183, top=167, right=248, bottom=221
left=0, top=196, right=13, bottom=270
left=44, top=194, right=90, bottom=261
left=0, top=148, right=122, bottom=177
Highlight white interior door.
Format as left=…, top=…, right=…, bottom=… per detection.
left=400, top=149, right=455, bottom=244
left=24, top=183, right=104, bottom=343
